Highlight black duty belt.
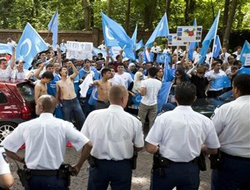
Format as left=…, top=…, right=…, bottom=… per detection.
left=221, top=151, right=250, bottom=161
left=28, top=169, right=59, bottom=176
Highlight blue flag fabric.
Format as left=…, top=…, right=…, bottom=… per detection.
left=213, top=35, right=222, bottom=58
left=188, top=19, right=198, bottom=60
left=237, top=67, right=250, bottom=75
left=16, top=23, right=48, bottom=69
left=0, top=43, right=12, bottom=54
left=239, top=40, right=250, bottom=66
left=211, top=76, right=231, bottom=90
left=88, top=86, right=98, bottom=106
left=156, top=53, right=171, bottom=64
left=48, top=10, right=58, bottom=50
left=145, top=13, right=169, bottom=47
left=132, top=93, right=142, bottom=107
left=132, top=24, right=138, bottom=47
left=92, top=47, right=113, bottom=58
left=157, top=82, right=172, bottom=113
left=198, top=11, right=220, bottom=64
left=163, top=54, right=175, bottom=82
left=135, top=39, right=144, bottom=51
left=101, top=12, right=135, bottom=60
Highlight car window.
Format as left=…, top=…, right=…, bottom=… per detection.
left=17, top=83, right=34, bottom=102
left=0, top=91, right=8, bottom=104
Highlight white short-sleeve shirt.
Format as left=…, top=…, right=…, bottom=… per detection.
left=212, top=95, right=250, bottom=158
left=2, top=113, right=89, bottom=170
left=205, top=70, right=226, bottom=91
left=115, top=72, right=133, bottom=88
left=0, top=66, right=12, bottom=80
left=146, top=106, right=220, bottom=162
left=140, top=78, right=162, bottom=106
left=0, top=146, right=10, bottom=175
left=81, top=105, right=144, bottom=160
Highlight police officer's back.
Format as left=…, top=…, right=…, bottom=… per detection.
left=211, top=74, right=250, bottom=190
left=146, top=82, right=220, bottom=190
left=1, top=95, right=92, bottom=190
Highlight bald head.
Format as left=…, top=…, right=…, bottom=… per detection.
left=109, top=85, right=128, bottom=107
left=36, top=95, right=57, bottom=115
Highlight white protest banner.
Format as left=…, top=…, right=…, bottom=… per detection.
left=66, top=41, right=93, bottom=60
left=176, top=26, right=203, bottom=42
left=168, top=33, right=188, bottom=46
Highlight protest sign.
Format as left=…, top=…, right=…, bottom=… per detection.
left=176, top=26, right=203, bottom=42
left=66, top=41, right=93, bottom=60
left=168, top=33, right=188, bottom=46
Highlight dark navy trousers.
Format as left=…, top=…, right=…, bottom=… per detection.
left=88, top=159, right=132, bottom=190
left=212, top=153, right=250, bottom=190
left=25, top=176, right=69, bottom=190
left=150, top=163, right=200, bottom=190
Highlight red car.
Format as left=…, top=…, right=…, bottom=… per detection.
left=0, top=80, right=36, bottom=142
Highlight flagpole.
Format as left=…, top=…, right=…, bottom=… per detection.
left=210, top=10, right=220, bottom=67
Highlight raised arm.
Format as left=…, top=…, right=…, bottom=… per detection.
left=10, top=46, right=16, bottom=69
left=69, top=62, right=79, bottom=80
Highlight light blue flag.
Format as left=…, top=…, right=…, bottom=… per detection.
left=213, top=35, right=222, bottom=58
left=237, top=67, right=250, bottom=75
left=16, top=23, right=48, bottom=69
left=88, top=86, right=98, bottom=106
left=239, top=40, right=250, bottom=66
left=135, top=39, right=144, bottom=51
left=102, top=14, right=119, bottom=47
left=92, top=47, right=113, bottom=58
left=48, top=10, right=58, bottom=50
left=132, top=93, right=142, bottom=107
left=131, top=24, right=138, bottom=47
left=188, top=19, right=198, bottom=60
left=211, top=76, right=231, bottom=90
left=156, top=53, right=170, bottom=64
left=0, top=43, right=12, bottom=54
left=145, top=13, right=169, bottom=47
left=198, top=11, right=220, bottom=64
left=101, top=12, right=135, bottom=60
left=157, top=82, right=172, bottom=113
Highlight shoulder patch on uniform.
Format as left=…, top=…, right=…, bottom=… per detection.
left=2, top=152, right=9, bottom=163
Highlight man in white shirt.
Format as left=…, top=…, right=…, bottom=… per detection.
left=115, top=63, right=133, bottom=88
left=81, top=85, right=144, bottom=190
left=138, top=67, right=162, bottom=129
left=220, top=47, right=230, bottom=64
left=151, top=42, right=161, bottom=61
left=11, top=60, right=28, bottom=80
left=0, top=47, right=15, bottom=80
left=0, top=146, right=14, bottom=189
left=2, top=95, right=92, bottom=190
left=146, top=82, right=220, bottom=190
left=205, top=61, right=226, bottom=97
left=109, top=68, right=124, bottom=86
left=211, top=74, right=250, bottom=190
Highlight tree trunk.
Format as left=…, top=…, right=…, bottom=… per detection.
left=82, top=0, right=90, bottom=30
left=107, top=0, right=112, bottom=17
left=222, top=0, right=230, bottom=34
left=89, top=0, right=95, bottom=27
left=184, top=0, right=189, bottom=25
left=144, top=1, right=157, bottom=30
left=165, top=0, right=171, bottom=18
left=125, top=0, right=131, bottom=32
left=223, top=0, right=237, bottom=49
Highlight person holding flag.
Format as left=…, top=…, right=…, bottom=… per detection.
left=0, top=46, right=15, bottom=80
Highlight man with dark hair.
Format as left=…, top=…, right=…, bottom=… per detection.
left=93, top=68, right=112, bottom=109
left=146, top=82, right=220, bottom=190
left=81, top=85, right=144, bottom=190
left=138, top=67, right=162, bottom=129
left=0, top=47, right=15, bottom=80
left=34, top=71, right=54, bottom=103
left=211, top=74, right=250, bottom=190
left=115, top=63, right=133, bottom=88
left=2, top=95, right=92, bottom=190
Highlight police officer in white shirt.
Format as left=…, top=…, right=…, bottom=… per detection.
left=211, top=74, right=250, bottom=190
left=2, top=95, right=92, bottom=190
left=0, top=146, right=14, bottom=190
left=146, top=82, right=220, bottom=190
left=138, top=67, right=162, bottom=129
left=81, top=85, right=144, bottom=190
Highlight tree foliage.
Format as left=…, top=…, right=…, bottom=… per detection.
left=0, top=0, right=249, bottom=33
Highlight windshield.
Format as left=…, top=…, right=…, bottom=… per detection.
left=17, top=83, right=34, bottom=102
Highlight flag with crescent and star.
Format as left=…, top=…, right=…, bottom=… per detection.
left=145, top=13, right=169, bottom=47
left=16, top=23, right=48, bottom=69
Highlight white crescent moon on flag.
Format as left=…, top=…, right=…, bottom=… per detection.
left=20, top=38, right=32, bottom=58
left=105, top=26, right=114, bottom=40
left=159, top=22, right=164, bottom=31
